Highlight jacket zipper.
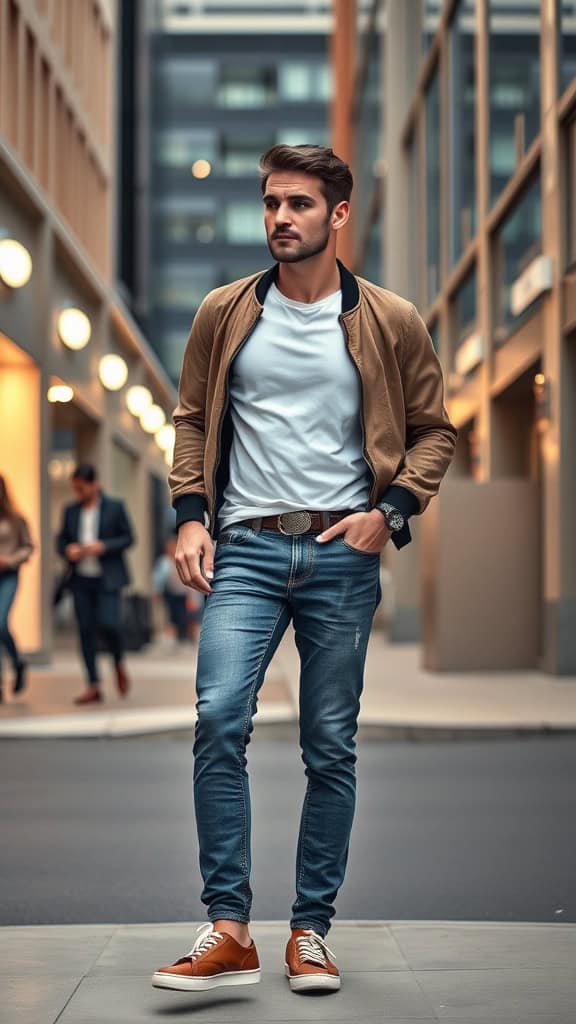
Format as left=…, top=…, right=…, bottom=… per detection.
left=339, top=313, right=378, bottom=507
left=209, top=312, right=263, bottom=535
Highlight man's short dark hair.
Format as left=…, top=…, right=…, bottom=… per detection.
left=259, top=144, right=353, bottom=213
left=72, top=463, right=98, bottom=483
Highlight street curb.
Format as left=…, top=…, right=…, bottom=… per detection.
left=1, top=709, right=576, bottom=739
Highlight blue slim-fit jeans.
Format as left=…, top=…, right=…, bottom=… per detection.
left=193, top=522, right=382, bottom=938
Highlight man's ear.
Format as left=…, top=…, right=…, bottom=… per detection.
left=331, top=200, right=350, bottom=231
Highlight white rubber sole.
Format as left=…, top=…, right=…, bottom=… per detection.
left=284, top=963, right=341, bottom=992
left=152, top=968, right=261, bottom=991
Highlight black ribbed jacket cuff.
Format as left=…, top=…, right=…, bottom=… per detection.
left=174, top=493, right=208, bottom=529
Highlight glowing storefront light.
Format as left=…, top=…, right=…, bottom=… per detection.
left=140, top=404, right=166, bottom=433
left=47, top=384, right=74, bottom=403
left=126, top=385, right=153, bottom=416
left=99, top=354, right=128, bottom=391
left=57, top=307, right=92, bottom=350
left=155, top=424, right=175, bottom=452
left=0, top=238, right=32, bottom=289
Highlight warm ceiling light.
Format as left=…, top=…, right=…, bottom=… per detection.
left=126, top=385, right=153, bottom=416
left=0, top=238, right=32, bottom=288
left=155, top=424, right=175, bottom=452
left=140, top=404, right=166, bottom=433
left=99, top=354, right=128, bottom=391
left=192, top=159, right=211, bottom=179
left=57, top=307, right=92, bottom=350
left=47, top=384, right=74, bottom=403
left=164, top=448, right=173, bottom=467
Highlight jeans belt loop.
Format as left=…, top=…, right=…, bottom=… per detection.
left=321, top=511, right=330, bottom=532
left=251, top=517, right=263, bottom=534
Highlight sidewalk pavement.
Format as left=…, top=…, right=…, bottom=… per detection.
left=1, top=627, right=576, bottom=738
left=2, top=920, right=575, bottom=1023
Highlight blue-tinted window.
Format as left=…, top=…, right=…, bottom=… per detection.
left=493, top=176, right=542, bottom=344
left=560, top=1, right=576, bottom=95
left=449, top=0, right=476, bottom=265
left=489, top=1, right=540, bottom=206
left=425, top=70, right=441, bottom=303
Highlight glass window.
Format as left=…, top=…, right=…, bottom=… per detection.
left=489, top=1, right=540, bottom=206
left=155, top=128, right=216, bottom=170
left=218, top=65, right=277, bottom=108
left=280, top=128, right=329, bottom=148
left=224, top=202, right=264, bottom=244
left=421, top=0, right=443, bottom=54
left=278, top=62, right=332, bottom=103
left=407, top=130, right=422, bottom=307
left=448, top=0, right=476, bottom=266
left=568, top=117, right=576, bottom=268
left=493, top=176, right=542, bottom=343
left=561, top=1, right=576, bottom=96
left=425, top=69, right=441, bottom=304
left=453, top=266, right=477, bottom=345
left=221, top=133, right=276, bottom=176
left=156, top=57, right=216, bottom=109
left=153, top=264, right=215, bottom=311
left=155, top=201, right=218, bottom=246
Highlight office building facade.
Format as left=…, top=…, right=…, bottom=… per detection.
left=346, top=0, right=576, bottom=673
left=0, top=0, right=176, bottom=662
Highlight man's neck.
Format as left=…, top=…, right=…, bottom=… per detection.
left=276, top=255, right=341, bottom=304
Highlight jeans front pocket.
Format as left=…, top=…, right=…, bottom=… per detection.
left=216, top=524, right=255, bottom=547
left=334, top=536, right=381, bottom=558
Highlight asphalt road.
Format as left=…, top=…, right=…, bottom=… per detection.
left=1, top=729, right=575, bottom=926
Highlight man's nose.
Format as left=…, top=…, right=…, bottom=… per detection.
left=275, top=204, right=292, bottom=224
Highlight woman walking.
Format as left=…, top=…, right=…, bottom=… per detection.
left=0, top=474, right=34, bottom=700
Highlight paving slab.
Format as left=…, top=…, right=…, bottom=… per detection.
left=389, top=921, right=576, bottom=970
left=2, top=921, right=575, bottom=1024
left=414, top=967, right=576, bottom=1019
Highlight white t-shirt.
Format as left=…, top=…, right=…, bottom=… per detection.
left=218, top=282, right=371, bottom=528
left=76, top=502, right=102, bottom=577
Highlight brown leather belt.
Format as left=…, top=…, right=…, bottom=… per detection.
left=238, top=510, right=353, bottom=536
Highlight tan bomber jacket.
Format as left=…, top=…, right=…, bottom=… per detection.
left=169, top=260, right=457, bottom=550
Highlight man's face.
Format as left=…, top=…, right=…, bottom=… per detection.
left=263, top=172, right=338, bottom=264
left=72, top=478, right=98, bottom=504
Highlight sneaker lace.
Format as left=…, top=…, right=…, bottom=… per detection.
left=184, top=923, right=224, bottom=961
left=296, top=930, right=336, bottom=967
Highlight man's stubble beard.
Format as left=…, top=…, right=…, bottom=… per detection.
left=267, top=220, right=331, bottom=264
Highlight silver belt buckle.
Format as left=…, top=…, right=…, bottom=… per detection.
left=277, top=511, right=313, bottom=536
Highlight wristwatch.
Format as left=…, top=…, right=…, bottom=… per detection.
left=375, top=501, right=405, bottom=533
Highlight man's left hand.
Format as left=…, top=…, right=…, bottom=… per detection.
left=315, top=509, right=391, bottom=553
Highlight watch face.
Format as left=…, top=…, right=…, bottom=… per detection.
left=388, top=511, right=404, bottom=531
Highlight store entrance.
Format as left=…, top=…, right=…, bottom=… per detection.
left=0, top=332, right=41, bottom=655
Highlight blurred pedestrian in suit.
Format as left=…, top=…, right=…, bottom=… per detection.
left=0, top=474, right=34, bottom=700
left=56, top=463, right=135, bottom=704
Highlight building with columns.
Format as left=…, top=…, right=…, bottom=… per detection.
left=333, top=0, right=576, bottom=674
left=0, top=0, right=176, bottom=663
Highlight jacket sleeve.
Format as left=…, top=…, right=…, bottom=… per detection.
left=56, top=508, right=70, bottom=559
left=380, top=303, right=457, bottom=516
left=102, top=502, right=135, bottom=555
left=9, top=517, right=35, bottom=568
left=168, top=295, right=215, bottom=528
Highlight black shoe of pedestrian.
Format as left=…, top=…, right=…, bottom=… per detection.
left=12, top=662, right=27, bottom=695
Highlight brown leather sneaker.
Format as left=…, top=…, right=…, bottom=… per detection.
left=285, top=928, right=340, bottom=992
left=152, top=923, right=261, bottom=992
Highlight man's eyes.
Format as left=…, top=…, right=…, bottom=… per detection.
left=264, top=200, right=311, bottom=210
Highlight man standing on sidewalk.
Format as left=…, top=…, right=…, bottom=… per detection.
left=153, top=145, right=457, bottom=994
left=56, top=464, right=134, bottom=704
